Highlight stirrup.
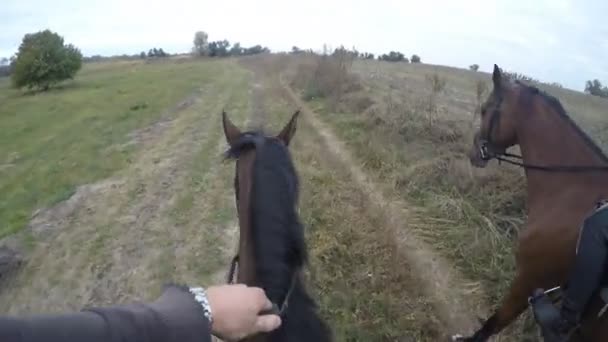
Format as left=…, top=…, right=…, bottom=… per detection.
left=598, top=287, right=608, bottom=318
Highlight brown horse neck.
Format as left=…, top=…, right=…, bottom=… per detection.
left=514, top=91, right=608, bottom=207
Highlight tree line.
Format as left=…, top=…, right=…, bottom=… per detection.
left=192, top=31, right=270, bottom=57
left=290, top=45, right=422, bottom=64
left=2, top=28, right=607, bottom=98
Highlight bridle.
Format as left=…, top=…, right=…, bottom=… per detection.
left=478, top=93, right=608, bottom=172
left=226, top=254, right=298, bottom=317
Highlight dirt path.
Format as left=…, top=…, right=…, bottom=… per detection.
left=1, top=58, right=494, bottom=341
left=278, top=76, right=489, bottom=338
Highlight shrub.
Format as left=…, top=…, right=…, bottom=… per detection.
left=411, top=54, right=421, bottom=63
left=379, top=51, right=407, bottom=62
left=585, top=79, right=608, bottom=98
left=469, top=64, right=479, bottom=71
left=11, top=29, right=82, bottom=91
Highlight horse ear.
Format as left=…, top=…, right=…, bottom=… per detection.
left=492, top=64, right=502, bottom=89
left=277, top=110, right=300, bottom=146
left=222, top=110, right=241, bottom=146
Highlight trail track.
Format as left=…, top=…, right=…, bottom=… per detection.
left=0, top=59, right=500, bottom=341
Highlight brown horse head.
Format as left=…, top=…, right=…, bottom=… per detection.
left=222, top=110, right=332, bottom=342
left=469, top=64, right=519, bottom=168
left=458, top=64, right=608, bottom=341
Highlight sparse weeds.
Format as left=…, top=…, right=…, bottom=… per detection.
left=425, top=72, right=447, bottom=127
left=290, top=51, right=362, bottom=110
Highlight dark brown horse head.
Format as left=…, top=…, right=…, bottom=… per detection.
left=222, top=110, right=332, bottom=342
left=469, top=64, right=520, bottom=168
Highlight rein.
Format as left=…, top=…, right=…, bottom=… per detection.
left=480, top=93, right=608, bottom=173
left=226, top=254, right=298, bottom=317
left=480, top=144, right=608, bottom=172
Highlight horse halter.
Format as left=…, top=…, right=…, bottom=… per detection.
left=478, top=95, right=505, bottom=162
left=478, top=93, right=608, bottom=172
left=226, top=254, right=298, bottom=317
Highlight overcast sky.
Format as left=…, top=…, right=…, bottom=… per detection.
left=1, top=0, right=606, bottom=91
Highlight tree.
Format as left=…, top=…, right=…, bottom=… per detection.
left=585, top=79, right=608, bottom=98
left=193, top=31, right=209, bottom=56
left=0, top=57, right=8, bottom=66
left=411, top=54, right=421, bottom=63
left=208, top=40, right=230, bottom=57
left=291, top=46, right=303, bottom=54
left=230, top=43, right=243, bottom=56
left=11, top=29, right=82, bottom=91
left=469, top=64, right=479, bottom=71
left=361, top=52, right=374, bottom=59
left=140, top=51, right=146, bottom=59
left=379, top=51, right=406, bottom=62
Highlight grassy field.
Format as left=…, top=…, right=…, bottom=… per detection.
left=285, top=53, right=608, bottom=339
left=0, top=57, right=253, bottom=313
left=239, top=56, right=445, bottom=341
left=0, top=59, right=233, bottom=238
left=0, top=54, right=451, bottom=341
left=3, top=53, right=607, bottom=341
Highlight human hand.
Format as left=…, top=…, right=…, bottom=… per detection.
left=206, top=284, right=281, bottom=341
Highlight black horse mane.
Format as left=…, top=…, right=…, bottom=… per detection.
left=515, top=80, right=608, bottom=163
left=225, top=131, right=332, bottom=342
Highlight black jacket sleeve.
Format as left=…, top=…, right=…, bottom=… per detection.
left=0, top=285, right=212, bottom=342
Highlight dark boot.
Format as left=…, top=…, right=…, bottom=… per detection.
left=559, top=204, right=608, bottom=319
left=530, top=289, right=576, bottom=342
left=531, top=202, right=608, bottom=341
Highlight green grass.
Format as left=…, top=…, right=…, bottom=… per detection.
left=0, top=58, right=229, bottom=238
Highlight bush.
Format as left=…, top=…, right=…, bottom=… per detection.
left=147, top=48, right=168, bottom=58
left=469, top=64, right=479, bottom=71
left=11, top=29, right=82, bottom=91
left=411, top=54, right=421, bottom=63
left=585, top=79, right=608, bottom=98
left=291, top=51, right=361, bottom=109
left=379, top=51, right=407, bottom=62
left=0, top=58, right=12, bottom=77
left=360, top=52, right=375, bottom=60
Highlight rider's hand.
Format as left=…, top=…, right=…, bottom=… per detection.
left=206, top=284, right=282, bottom=341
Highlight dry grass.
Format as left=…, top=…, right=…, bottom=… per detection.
left=286, top=54, right=608, bottom=340
left=242, top=55, right=446, bottom=341
left=0, top=59, right=250, bottom=314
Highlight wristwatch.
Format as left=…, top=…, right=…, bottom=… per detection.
left=189, top=287, right=213, bottom=328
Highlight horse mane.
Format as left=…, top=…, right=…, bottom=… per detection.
left=515, top=80, right=608, bottom=163
left=250, top=133, right=307, bottom=303
left=225, top=131, right=331, bottom=342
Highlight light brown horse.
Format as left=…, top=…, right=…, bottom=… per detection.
left=222, top=110, right=332, bottom=342
left=457, top=65, right=608, bottom=341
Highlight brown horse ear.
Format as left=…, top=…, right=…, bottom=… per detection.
left=492, top=64, right=502, bottom=89
left=222, top=110, right=241, bottom=146
left=277, top=110, right=300, bottom=146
